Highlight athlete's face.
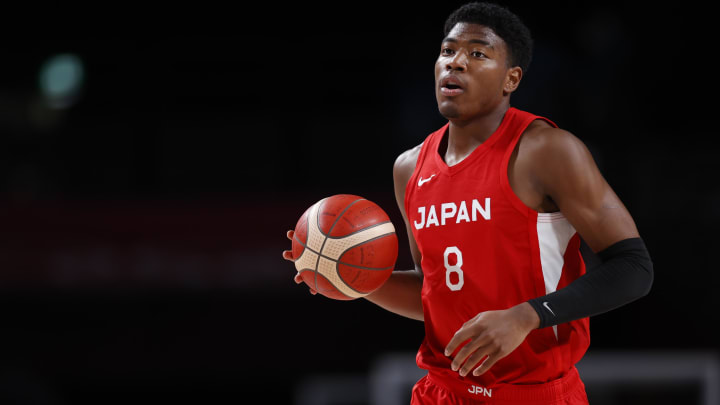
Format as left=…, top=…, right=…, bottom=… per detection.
left=435, top=23, right=521, bottom=120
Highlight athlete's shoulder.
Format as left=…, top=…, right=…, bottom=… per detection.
left=518, top=118, right=598, bottom=188
left=393, top=143, right=422, bottom=188
left=394, top=143, right=422, bottom=172
left=394, top=123, right=447, bottom=176
left=520, top=119, right=588, bottom=161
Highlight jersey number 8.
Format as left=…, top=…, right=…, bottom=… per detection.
left=444, top=246, right=464, bottom=291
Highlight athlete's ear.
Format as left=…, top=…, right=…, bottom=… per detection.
left=503, top=67, right=522, bottom=95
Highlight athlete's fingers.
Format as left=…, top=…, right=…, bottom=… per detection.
left=449, top=334, right=492, bottom=371
left=445, top=333, right=472, bottom=358
left=294, top=272, right=318, bottom=295
left=472, top=351, right=501, bottom=376
left=445, top=320, right=485, bottom=357
left=459, top=347, right=493, bottom=377
left=284, top=231, right=296, bottom=261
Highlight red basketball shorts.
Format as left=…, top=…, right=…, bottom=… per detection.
left=410, top=367, right=589, bottom=405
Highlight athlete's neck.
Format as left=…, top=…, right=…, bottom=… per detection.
left=442, top=105, right=510, bottom=166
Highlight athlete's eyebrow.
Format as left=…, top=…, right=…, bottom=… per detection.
left=442, top=37, right=494, bottom=48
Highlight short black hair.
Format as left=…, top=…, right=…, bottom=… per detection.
left=444, top=2, right=533, bottom=73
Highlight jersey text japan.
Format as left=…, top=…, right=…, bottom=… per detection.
left=413, top=198, right=491, bottom=229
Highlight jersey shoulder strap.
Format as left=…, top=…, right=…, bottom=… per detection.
left=404, top=123, right=448, bottom=215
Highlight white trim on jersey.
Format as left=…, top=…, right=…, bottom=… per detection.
left=537, top=212, right=577, bottom=340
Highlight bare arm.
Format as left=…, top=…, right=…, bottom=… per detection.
left=522, top=126, right=651, bottom=325
left=527, top=126, right=639, bottom=250
left=363, top=145, right=424, bottom=321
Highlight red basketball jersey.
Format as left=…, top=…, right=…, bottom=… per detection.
left=405, top=107, right=590, bottom=388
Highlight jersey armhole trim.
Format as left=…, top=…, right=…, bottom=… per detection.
left=404, top=128, right=444, bottom=218
left=499, top=116, right=557, bottom=217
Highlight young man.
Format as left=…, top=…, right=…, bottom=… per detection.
left=284, top=2, right=653, bottom=404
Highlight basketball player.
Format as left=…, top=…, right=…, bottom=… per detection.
left=283, top=2, right=653, bottom=404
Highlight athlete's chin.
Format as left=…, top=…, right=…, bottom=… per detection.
left=437, top=101, right=463, bottom=120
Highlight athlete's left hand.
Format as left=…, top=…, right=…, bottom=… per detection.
left=444, top=302, right=540, bottom=377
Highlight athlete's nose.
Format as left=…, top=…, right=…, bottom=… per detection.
left=446, top=51, right=468, bottom=72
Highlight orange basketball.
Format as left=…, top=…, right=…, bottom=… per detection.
left=292, top=194, right=398, bottom=300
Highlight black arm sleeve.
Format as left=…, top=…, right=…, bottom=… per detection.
left=527, top=237, right=653, bottom=329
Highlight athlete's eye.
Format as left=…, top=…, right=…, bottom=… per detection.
left=441, top=47, right=455, bottom=56
left=471, top=51, right=486, bottom=58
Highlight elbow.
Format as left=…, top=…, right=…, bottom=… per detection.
left=628, top=258, right=654, bottom=301
left=614, top=238, right=654, bottom=301
left=614, top=257, right=654, bottom=305
left=639, top=260, right=654, bottom=297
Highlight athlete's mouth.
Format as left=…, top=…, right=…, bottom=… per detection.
left=440, top=75, right=465, bottom=96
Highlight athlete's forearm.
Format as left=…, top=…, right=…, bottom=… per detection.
left=365, top=269, right=424, bottom=321
left=527, top=237, right=653, bottom=328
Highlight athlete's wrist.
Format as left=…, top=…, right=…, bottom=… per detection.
left=513, top=302, right=541, bottom=331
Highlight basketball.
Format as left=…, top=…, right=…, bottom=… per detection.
left=292, top=194, right=398, bottom=300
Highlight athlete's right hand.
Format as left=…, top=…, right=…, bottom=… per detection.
left=283, top=230, right=317, bottom=295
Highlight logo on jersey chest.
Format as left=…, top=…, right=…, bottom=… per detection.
left=413, top=198, right=491, bottom=229
left=418, top=174, right=436, bottom=187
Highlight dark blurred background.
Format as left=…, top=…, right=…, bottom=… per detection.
left=1, top=2, right=718, bottom=404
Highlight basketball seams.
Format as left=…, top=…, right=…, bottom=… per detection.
left=335, top=232, right=397, bottom=296
left=293, top=232, right=395, bottom=271
left=318, top=198, right=366, bottom=238
left=338, top=263, right=393, bottom=271
left=321, top=222, right=395, bottom=261
left=334, top=232, right=397, bottom=268
left=294, top=246, right=320, bottom=274
left=316, top=256, right=362, bottom=298
left=308, top=200, right=326, bottom=292
left=295, top=234, right=394, bottom=271
left=324, top=220, right=393, bottom=239
left=337, top=267, right=377, bottom=296
left=293, top=234, right=309, bottom=249
left=313, top=271, right=353, bottom=299
left=314, top=197, right=364, bottom=292
left=294, top=195, right=397, bottom=300
left=325, top=223, right=396, bottom=297
left=335, top=232, right=395, bottom=297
